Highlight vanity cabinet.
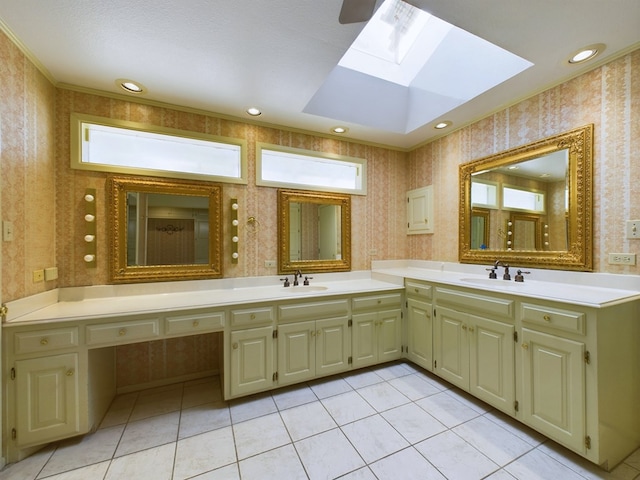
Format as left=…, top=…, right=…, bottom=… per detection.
left=15, top=353, right=82, bottom=448
left=518, top=301, right=588, bottom=456
left=276, top=299, right=350, bottom=386
left=405, top=280, right=433, bottom=371
left=351, top=293, right=402, bottom=368
left=228, top=305, right=276, bottom=398
left=434, top=287, right=516, bottom=414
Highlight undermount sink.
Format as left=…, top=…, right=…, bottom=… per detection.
left=284, top=285, right=329, bottom=293
left=459, top=278, right=524, bottom=288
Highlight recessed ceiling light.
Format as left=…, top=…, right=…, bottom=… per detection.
left=116, top=79, right=146, bottom=94
left=568, top=44, right=605, bottom=64
left=434, top=121, right=452, bottom=129
left=246, top=107, right=262, bottom=116
left=331, top=126, right=348, bottom=134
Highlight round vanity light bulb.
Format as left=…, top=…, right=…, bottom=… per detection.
left=84, top=254, right=95, bottom=262
left=545, top=241, right=549, bottom=246
left=544, top=232, right=549, bottom=237
left=84, top=194, right=95, bottom=202
left=232, top=219, right=239, bottom=226
left=232, top=252, right=239, bottom=259
left=84, top=214, right=95, bottom=222
left=231, top=203, right=239, bottom=210
left=84, top=234, right=95, bottom=242
left=232, top=236, right=239, bottom=243
left=508, top=221, right=513, bottom=226
left=507, top=231, right=512, bottom=236
left=507, top=240, right=512, bottom=245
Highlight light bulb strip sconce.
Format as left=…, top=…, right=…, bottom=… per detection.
left=231, top=199, right=239, bottom=263
left=84, top=188, right=97, bottom=267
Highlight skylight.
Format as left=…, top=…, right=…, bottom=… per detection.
left=304, top=0, right=533, bottom=134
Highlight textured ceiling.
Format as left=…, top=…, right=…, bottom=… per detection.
left=0, top=0, right=638, bottom=149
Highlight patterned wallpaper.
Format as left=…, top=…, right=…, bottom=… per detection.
left=1, top=29, right=639, bottom=388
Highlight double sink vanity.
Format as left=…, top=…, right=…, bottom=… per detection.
left=3, top=260, right=640, bottom=471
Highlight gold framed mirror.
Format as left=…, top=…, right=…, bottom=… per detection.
left=459, top=124, right=593, bottom=271
left=107, top=175, right=223, bottom=283
left=278, top=189, right=351, bottom=274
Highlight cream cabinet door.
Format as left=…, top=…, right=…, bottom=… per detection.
left=230, top=326, right=274, bottom=397
left=316, top=317, right=350, bottom=377
left=352, top=312, right=377, bottom=368
left=434, top=306, right=469, bottom=390
left=15, top=353, right=81, bottom=447
left=469, top=314, right=515, bottom=414
left=378, top=308, right=403, bottom=363
left=520, top=327, right=586, bottom=454
left=277, top=321, right=315, bottom=386
left=407, top=298, right=433, bottom=371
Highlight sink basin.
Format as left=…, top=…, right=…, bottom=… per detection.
left=284, top=285, right=329, bottom=293
left=459, top=278, right=524, bottom=288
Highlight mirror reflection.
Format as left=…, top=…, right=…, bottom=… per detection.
left=126, top=193, right=210, bottom=266
left=289, top=203, right=342, bottom=261
left=470, top=149, right=568, bottom=251
left=459, top=124, right=594, bottom=271
left=278, top=189, right=351, bottom=274
left=108, top=175, right=222, bottom=283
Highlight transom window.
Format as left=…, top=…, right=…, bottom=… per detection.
left=71, top=113, right=246, bottom=183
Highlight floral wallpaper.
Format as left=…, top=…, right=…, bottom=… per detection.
left=2, top=26, right=639, bottom=388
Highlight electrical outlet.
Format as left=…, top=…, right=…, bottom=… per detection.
left=608, top=253, right=636, bottom=265
left=627, top=220, right=640, bottom=239
left=264, top=260, right=276, bottom=268
left=33, top=269, right=45, bottom=283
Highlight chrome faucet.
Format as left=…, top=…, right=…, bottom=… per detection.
left=488, top=260, right=511, bottom=280
left=293, top=269, right=302, bottom=286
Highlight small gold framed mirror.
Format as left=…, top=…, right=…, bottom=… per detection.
left=107, top=175, right=223, bottom=283
left=277, top=189, right=351, bottom=274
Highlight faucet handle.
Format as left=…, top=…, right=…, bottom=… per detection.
left=485, top=267, right=497, bottom=279
left=514, top=270, right=531, bottom=282
left=503, top=265, right=511, bottom=281
left=303, top=276, right=313, bottom=286
left=280, top=277, right=290, bottom=287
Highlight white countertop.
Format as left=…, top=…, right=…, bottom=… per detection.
left=4, top=272, right=404, bottom=326
left=5, top=263, right=640, bottom=326
left=372, top=260, right=640, bottom=308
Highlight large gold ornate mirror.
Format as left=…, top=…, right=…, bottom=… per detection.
left=278, top=189, right=351, bottom=274
left=459, top=124, right=593, bottom=271
left=108, top=175, right=223, bottom=283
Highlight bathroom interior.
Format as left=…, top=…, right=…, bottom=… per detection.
left=1, top=0, right=640, bottom=478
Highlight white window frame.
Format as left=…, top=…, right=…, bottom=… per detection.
left=502, top=184, right=546, bottom=213
left=471, top=179, right=499, bottom=209
left=70, top=113, right=247, bottom=184
left=256, top=143, right=367, bottom=195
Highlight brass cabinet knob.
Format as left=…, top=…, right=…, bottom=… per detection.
left=119, top=329, right=126, bottom=336
left=40, top=338, right=49, bottom=346
left=250, top=313, right=256, bottom=320
left=317, top=330, right=321, bottom=336
left=311, top=331, right=316, bottom=337
left=469, top=326, right=475, bottom=333
left=66, top=369, right=74, bottom=376
left=232, top=342, right=239, bottom=349
left=414, top=288, right=419, bottom=293
left=461, top=324, right=468, bottom=331
left=192, top=320, right=200, bottom=327
left=543, top=314, right=551, bottom=322
left=377, top=299, right=382, bottom=304
left=522, top=343, right=529, bottom=350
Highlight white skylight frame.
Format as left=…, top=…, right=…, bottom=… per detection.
left=305, top=0, right=533, bottom=134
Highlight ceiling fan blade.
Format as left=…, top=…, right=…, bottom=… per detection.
left=339, top=0, right=377, bottom=24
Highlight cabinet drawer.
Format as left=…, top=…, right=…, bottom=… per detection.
left=14, top=327, right=79, bottom=355
left=352, top=292, right=402, bottom=311
left=405, top=280, right=432, bottom=300
left=230, top=306, right=274, bottom=327
left=165, top=311, right=225, bottom=335
left=278, top=299, right=349, bottom=323
left=521, top=303, right=585, bottom=335
left=86, top=318, right=160, bottom=346
left=436, top=287, right=514, bottom=320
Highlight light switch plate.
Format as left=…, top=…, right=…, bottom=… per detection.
left=626, top=220, right=640, bottom=239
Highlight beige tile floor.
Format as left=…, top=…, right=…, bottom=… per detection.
left=1, top=362, right=639, bottom=480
